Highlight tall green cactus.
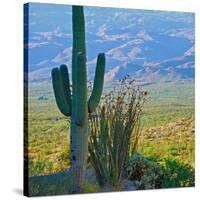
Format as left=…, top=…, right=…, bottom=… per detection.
left=51, top=5, right=105, bottom=193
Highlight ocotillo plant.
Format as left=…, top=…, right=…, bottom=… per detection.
left=88, top=77, right=147, bottom=189
left=51, top=6, right=105, bottom=193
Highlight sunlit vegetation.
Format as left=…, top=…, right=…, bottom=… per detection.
left=27, top=80, right=194, bottom=195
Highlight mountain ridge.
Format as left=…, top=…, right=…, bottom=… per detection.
left=26, top=4, right=195, bottom=83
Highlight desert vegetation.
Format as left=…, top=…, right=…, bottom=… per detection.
left=26, top=79, right=195, bottom=196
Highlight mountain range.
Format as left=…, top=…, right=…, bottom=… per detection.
left=25, top=3, right=195, bottom=83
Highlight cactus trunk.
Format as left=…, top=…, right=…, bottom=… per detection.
left=70, top=119, right=88, bottom=192
left=51, top=5, right=106, bottom=193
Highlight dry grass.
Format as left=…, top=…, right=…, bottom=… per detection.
left=138, top=117, right=195, bottom=166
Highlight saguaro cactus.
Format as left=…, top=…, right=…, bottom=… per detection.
left=51, top=6, right=105, bottom=193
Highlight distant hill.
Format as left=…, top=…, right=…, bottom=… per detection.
left=26, top=3, right=195, bottom=83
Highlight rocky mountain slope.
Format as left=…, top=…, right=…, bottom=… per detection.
left=26, top=3, right=195, bottom=83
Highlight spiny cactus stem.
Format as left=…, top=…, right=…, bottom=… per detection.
left=88, top=53, right=106, bottom=113
left=51, top=67, right=71, bottom=116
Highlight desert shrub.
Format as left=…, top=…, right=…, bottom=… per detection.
left=37, top=96, right=48, bottom=101
left=126, top=154, right=194, bottom=190
left=162, top=159, right=195, bottom=188
left=126, top=153, right=164, bottom=189
left=88, top=77, right=147, bottom=189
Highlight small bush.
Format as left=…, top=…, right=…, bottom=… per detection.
left=126, top=153, right=164, bottom=189
left=126, top=154, right=195, bottom=190
left=162, top=159, right=195, bottom=188
left=38, top=96, right=48, bottom=101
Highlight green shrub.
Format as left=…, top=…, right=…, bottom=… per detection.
left=126, top=154, right=195, bottom=190
left=88, top=77, right=147, bottom=189
left=162, top=159, right=195, bottom=188
left=126, top=153, right=164, bottom=189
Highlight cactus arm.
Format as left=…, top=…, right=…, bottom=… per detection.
left=74, top=52, right=87, bottom=126
left=51, top=67, right=71, bottom=116
left=88, top=53, right=106, bottom=113
left=60, top=64, right=72, bottom=109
